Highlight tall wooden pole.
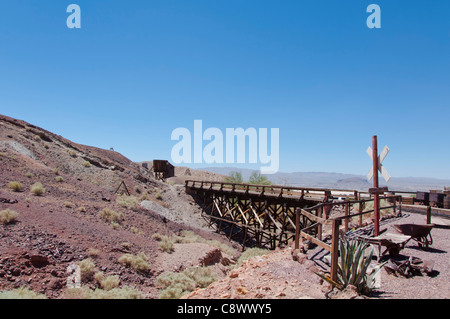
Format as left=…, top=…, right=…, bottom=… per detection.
left=372, top=136, right=380, bottom=237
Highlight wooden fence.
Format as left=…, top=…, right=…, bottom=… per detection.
left=294, top=195, right=403, bottom=282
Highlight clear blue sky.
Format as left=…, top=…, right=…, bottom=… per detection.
left=0, top=1, right=449, bottom=179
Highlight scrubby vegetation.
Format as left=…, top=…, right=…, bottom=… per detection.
left=7, top=181, right=23, bottom=192
left=0, top=209, right=18, bottom=225
left=0, top=287, right=47, bottom=299
left=118, top=252, right=151, bottom=273
left=116, top=194, right=139, bottom=211
left=98, top=208, right=122, bottom=224
left=156, top=266, right=216, bottom=299
left=30, top=182, right=45, bottom=196
left=62, top=286, right=142, bottom=299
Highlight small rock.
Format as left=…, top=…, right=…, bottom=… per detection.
left=30, top=255, right=49, bottom=268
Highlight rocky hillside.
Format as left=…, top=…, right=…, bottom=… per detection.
left=0, top=114, right=238, bottom=299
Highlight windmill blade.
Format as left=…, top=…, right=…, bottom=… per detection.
left=366, top=147, right=373, bottom=159
left=379, top=145, right=390, bottom=164
left=366, top=167, right=373, bottom=181
left=380, top=165, right=391, bottom=182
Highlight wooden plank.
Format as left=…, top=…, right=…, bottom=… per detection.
left=300, top=231, right=331, bottom=251
left=298, top=209, right=330, bottom=225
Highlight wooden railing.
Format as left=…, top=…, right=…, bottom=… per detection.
left=294, top=195, right=403, bottom=282
left=185, top=180, right=360, bottom=201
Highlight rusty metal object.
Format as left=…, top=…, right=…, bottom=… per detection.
left=392, top=223, right=434, bottom=248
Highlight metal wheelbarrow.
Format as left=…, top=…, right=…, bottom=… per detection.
left=392, top=224, right=434, bottom=248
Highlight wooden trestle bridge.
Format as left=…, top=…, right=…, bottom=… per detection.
left=186, top=179, right=403, bottom=281
left=185, top=180, right=384, bottom=249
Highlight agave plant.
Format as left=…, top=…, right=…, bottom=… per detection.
left=318, top=237, right=386, bottom=295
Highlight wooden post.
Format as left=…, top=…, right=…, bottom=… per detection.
left=295, top=209, right=300, bottom=250
left=427, top=205, right=431, bottom=224
left=317, top=206, right=323, bottom=240
left=330, top=219, right=341, bottom=283
left=344, top=203, right=349, bottom=232
left=372, top=136, right=380, bottom=237
left=359, top=201, right=363, bottom=227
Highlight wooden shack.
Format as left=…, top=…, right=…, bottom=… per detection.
left=153, top=160, right=175, bottom=180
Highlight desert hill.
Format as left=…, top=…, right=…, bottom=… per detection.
left=0, top=114, right=241, bottom=299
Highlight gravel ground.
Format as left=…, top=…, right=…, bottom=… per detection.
left=373, top=211, right=450, bottom=299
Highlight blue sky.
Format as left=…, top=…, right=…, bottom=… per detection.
left=0, top=1, right=449, bottom=179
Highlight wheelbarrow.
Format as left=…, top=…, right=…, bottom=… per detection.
left=392, top=224, right=434, bottom=248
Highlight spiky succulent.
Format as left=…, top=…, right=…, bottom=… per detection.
left=317, top=237, right=386, bottom=295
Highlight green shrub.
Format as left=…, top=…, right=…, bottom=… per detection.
left=0, top=209, right=18, bottom=225
left=7, top=181, right=23, bottom=192
left=30, top=182, right=45, bottom=196
left=316, top=237, right=386, bottom=296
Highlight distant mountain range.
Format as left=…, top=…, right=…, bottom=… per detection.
left=199, top=167, right=450, bottom=192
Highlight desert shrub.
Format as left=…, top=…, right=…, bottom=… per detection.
left=98, top=208, right=122, bottom=224
left=53, top=168, right=59, bottom=175
left=111, top=222, right=120, bottom=229
left=63, top=287, right=142, bottom=299
left=68, top=150, right=77, bottom=157
left=30, top=182, right=45, bottom=196
left=55, top=176, right=64, bottom=182
left=158, top=237, right=174, bottom=253
left=7, top=181, right=23, bottom=192
left=235, top=248, right=269, bottom=268
left=94, top=272, right=120, bottom=291
left=64, top=201, right=74, bottom=208
left=77, top=206, right=86, bottom=213
left=0, top=209, right=18, bottom=225
left=116, top=195, right=139, bottom=211
left=78, top=258, right=96, bottom=282
left=157, top=267, right=216, bottom=299
left=152, top=233, right=174, bottom=253
left=118, top=252, right=151, bottom=273
left=155, top=191, right=162, bottom=200
left=82, top=161, right=91, bottom=167
left=0, top=287, right=46, bottom=299
left=25, top=172, right=32, bottom=178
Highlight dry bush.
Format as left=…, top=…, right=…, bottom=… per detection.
left=118, top=252, right=151, bottom=273
left=0, top=287, right=46, bottom=299
left=63, top=286, right=142, bottom=299
left=116, top=195, right=139, bottom=211
left=82, top=161, right=91, bottom=167
left=55, top=176, right=64, bottom=182
left=157, top=267, right=216, bottom=299
left=94, top=272, right=120, bottom=291
left=64, top=201, right=74, bottom=208
left=98, top=208, right=122, bottom=224
left=78, top=258, right=96, bottom=282
left=0, top=209, right=18, bottom=225
left=30, top=182, right=45, bottom=196
left=7, top=181, right=23, bottom=192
